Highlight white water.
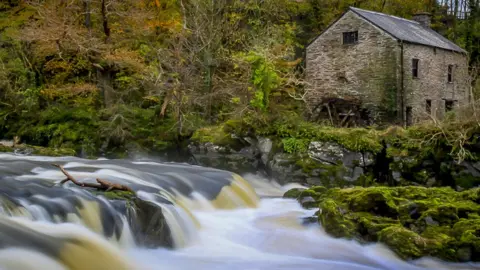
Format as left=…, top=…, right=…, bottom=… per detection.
left=128, top=174, right=479, bottom=270
left=0, top=155, right=480, bottom=270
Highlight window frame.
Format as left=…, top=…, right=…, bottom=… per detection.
left=342, top=31, right=359, bottom=45
left=445, top=100, right=455, bottom=112
left=406, top=106, right=413, bottom=126
left=447, top=65, right=453, bottom=83
left=412, top=59, right=419, bottom=78
left=426, top=99, right=432, bottom=114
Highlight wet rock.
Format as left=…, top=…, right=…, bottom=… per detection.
left=457, top=247, right=472, bottom=262
left=257, top=137, right=272, bottom=155
left=308, top=142, right=344, bottom=165
left=352, top=167, right=364, bottom=181
left=392, top=171, right=402, bottom=182
left=306, top=177, right=322, bottom=186
left=126, top=198, right=174, bottom=248
left=301, top=216, right=318, bottom=225
left=426, top=178, right=436, bottom=187
left=424, top=216, right=439, bottom=226
left=188, top=141, right=259, bottom=174
left=257, top=137, right=273, bottom=165
left=300, top=196, right=317, bottom=209
left=268, top=153, right=308, bottom=184
left=0, top=140, right=14, bottom=147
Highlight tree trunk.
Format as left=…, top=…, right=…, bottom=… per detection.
left=84, top=0, right=91, bottom=29
left=101, top=0, right=111, bottom=43
left=97, top=68, right=114, bottom=107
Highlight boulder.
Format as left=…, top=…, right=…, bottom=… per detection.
left=257, top=137, right=273, bottom=165
left=126, top=198, right=174, bottom=248
left=308, top=141, right=373, bottom=172
left=284, top=186, right=480, bottom=262
left=308, top=142, right=343, bottom=164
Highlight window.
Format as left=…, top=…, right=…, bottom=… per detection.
left=445, top=100, right=454, bottom=112
left=343, top=31, right=358, bottom=45
left=412, top=59, right=419, bottom=78
left=448, top=65, right=453, bottom=83
left=426, top=99, right=431, bottom=114
left=406, top=106, right=413, bottom=126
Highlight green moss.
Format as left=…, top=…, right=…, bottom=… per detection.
left=283, top=188, right=304, bottom=199
left=0, top=144, right=76, bottom=157
left=378, top=226, right=425, bottom=259
left=318, top=199, right=357, bottom=238
left=30, top=146, right=76, bottom=157
left=346, top=187, right=398, bottom=217
left=294, top=185, right=480, bottom=262
left=191, top=125, right=240, bottom=147
left=0, top=145, right=12, bottom=152
left=355, top=212, right=400, bottom=240
left=295, top=157, right=322, bottom=174
left=95, top=190, right=135, bottom=201
left=311, top=186, right=327, bottom=194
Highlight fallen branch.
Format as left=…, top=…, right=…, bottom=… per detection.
left=52, top=164, right=133, bottom=193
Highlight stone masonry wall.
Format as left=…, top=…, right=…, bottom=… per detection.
left=306, top=11, right=401, bottom=122
left=402, top=43, right=470, bottom=123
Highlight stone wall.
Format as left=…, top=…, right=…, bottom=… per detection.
left=306, top=11, right=401, bottom=122
left=402, top=43, right=470, bottom=123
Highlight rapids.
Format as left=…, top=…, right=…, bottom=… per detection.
left=0, top=153, right=479, bottom=270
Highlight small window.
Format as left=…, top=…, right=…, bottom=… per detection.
left=445, top=100, right=454, bottom=112
left=406, top=106, right=413, bottom=126
left=426, top=99, right=431, bottom=114
left=412, top=59, right=419, bottom=78
left=448, top=65, right=453, bottom=83
left=343, top=31, right=358, bottom=44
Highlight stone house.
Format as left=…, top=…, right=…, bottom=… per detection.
left=306, top=7, right=470, bottom=126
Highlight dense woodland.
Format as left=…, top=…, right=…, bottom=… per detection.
left=0, top=0, right=479, bottom=157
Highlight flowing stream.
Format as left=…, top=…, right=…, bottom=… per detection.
left=0, top=153, right=479, bottom=270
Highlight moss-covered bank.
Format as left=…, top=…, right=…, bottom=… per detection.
left=190, top=112, right=480, bottom=189
left=0, top=144, right=76, bottom=157
left=285, top=186, right=480, bottom=262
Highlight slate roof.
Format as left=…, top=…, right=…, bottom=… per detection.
left=349, top=7, right=466, bottom=53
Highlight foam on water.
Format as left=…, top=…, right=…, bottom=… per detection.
left=129, top=197, right=480, bottom=270
left=0, top=154, right=480, bottom=269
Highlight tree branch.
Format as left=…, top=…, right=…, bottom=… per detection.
left=52, top=164, right=133, bottom=192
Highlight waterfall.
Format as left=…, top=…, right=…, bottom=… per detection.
left=0, top=153, right=261, bottom=269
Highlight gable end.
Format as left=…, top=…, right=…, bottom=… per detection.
left=307, top=10, right=397, bottom=49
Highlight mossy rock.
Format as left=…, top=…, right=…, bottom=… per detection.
left=0, top=145, right=13, bottom=153
left=95, top=190, right=135, bottom=201
left=30, top=146, right=76, bottom=156
left=294, top=185, right=480, bottom=262
left=346, top=188, right=399, bottom=218
left=283, top=188, right=305, bottom=199
left=0, top=144, right=76, bottom=157
left=318, top=199, right=357, bottom=238
left=355, top=212, right=400, bottom=241
left=378, top=226, right=425, bottom=259
left=190, top=125, right=242, bottom=148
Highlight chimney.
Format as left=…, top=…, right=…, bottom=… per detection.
left=413, top=12, right=432, bottom=28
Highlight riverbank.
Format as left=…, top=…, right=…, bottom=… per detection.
left=284, top=185, right=480, bottom=263
left=0, top=142, right=76, bottom=157
left=188, top=111, right=480, bottom=190
left=3, top=111, right=480, bottom=190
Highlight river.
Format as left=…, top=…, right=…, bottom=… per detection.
left=0, top=153, right=478, bottom=270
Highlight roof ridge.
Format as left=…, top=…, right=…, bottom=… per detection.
left=349, top=7, right=419, bottom=24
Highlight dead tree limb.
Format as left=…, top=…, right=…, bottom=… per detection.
left=52, top=164, right=133, bottom=192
